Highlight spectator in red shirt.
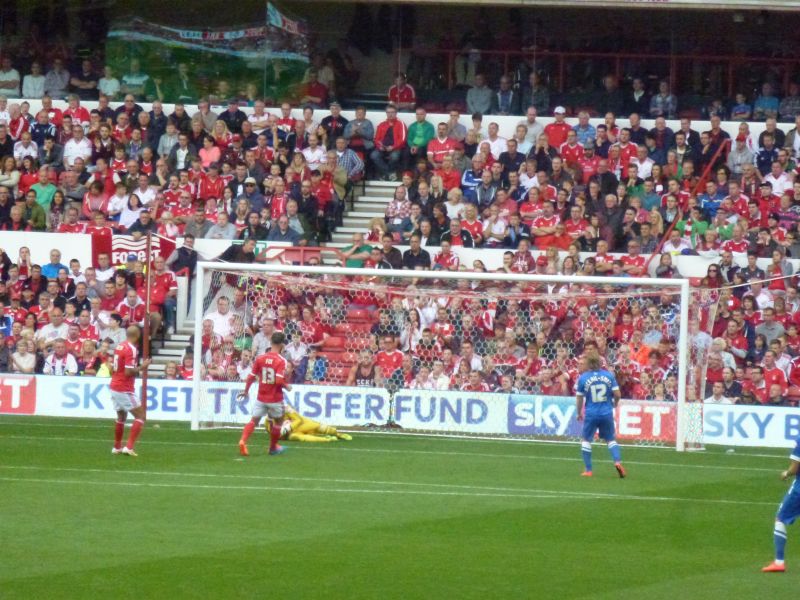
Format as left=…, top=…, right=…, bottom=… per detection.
left=543, top=106, right=572, bottom=148
left=388, top=73, right=416, bottom=111
left=299, top=70, right=328, bottom=109
left=370, top=105, right=407, bottom=181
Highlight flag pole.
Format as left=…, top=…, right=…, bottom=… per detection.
left=140, top=232, right=153, bottom=415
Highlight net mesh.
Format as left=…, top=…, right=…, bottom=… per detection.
left=193, top=267, right=702, bottom=446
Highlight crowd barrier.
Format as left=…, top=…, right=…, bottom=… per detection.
left=2, top=375, right=797, bottom=448
left=1, top=230, right=794, bottom=279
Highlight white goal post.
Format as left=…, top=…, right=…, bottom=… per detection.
left=190, top=261, right=693, bottom=450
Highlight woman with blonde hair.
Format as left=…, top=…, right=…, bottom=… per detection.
left=445, top=187, right=466, bottom=220
left=366, top=216, right=388, bottom=243
left=649, top=208, right=665, bottom=236
left=211, top=119, right=232, bottom=149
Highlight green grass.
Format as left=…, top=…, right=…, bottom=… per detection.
left=0, top=415, right=796, bottom=599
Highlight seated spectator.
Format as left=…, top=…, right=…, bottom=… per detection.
left=370, top=105, right=407, bottom=181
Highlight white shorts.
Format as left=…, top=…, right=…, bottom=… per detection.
left=111, top=391, right=141, bottom=412
left=252, top=400, right=285, bottom=420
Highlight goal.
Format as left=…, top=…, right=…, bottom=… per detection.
left=190, top=262, right=700, bottom=450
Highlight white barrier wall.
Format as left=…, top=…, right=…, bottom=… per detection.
left=0, top=231, right=792, bottom=279
left=0, top=231, right=94, bottom=268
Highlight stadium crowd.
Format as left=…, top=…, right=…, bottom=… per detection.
left=0, top=54, right=799, bottom=406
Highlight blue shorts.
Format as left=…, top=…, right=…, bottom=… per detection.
left=777, top=483, right=800, bottom=525
left=582, top=414, right=615, bottom=442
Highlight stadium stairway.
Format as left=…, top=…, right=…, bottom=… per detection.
left=332, top=180, right=397, bottom=245
left=145, top=182, right=395, bottom=374
left=148, top=327, right=191, bottom=377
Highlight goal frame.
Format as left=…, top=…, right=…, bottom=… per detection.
left=190, top=261, right=692, bottom=450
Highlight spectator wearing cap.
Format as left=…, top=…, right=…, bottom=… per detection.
left=544, top=107, right=571, bottom=148
left=237, top=177, right=265, bottom=213
left=222, top=133, right=245, bottom=166
left=388, top=73, right=416, bottom=112
left=727, top=134, right=755, bottom=176
left=219, top=100, right=247, bottom=135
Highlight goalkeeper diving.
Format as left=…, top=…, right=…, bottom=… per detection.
left=269, top=406, right=353, bottom=443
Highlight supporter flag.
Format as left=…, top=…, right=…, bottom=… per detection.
left=91, top=234, right=175, bottom=268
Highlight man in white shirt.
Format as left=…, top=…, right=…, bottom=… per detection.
left=204, top=296, right=235, bottom=338
left=631, top=145, right=654, bottom=179
left=763, top=161, right=793, bottom=196
left=13, top=131, right=37, bottom=164
left=63, top=124, right=92, bottom=168
left=302, top=134, right=326, bottom=170
left=486, top=122, right=508, bottom=160
left=0, top=57, right=20, bottom=97
left=247, top=100, right=271, bottom=135
left=22, top=62, right=45, bottom=98
left=35, top=307, right=69, bottom=350
left=43, top=339, right=79, bottom=376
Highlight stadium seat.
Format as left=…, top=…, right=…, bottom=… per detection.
left=322, top=336, right=345, bottom=350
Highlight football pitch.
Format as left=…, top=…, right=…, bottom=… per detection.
left=0, top=416, right=796, bottom=599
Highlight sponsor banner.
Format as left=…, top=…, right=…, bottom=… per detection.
left=507, top=395, right=677, bottom=442
left=0, top=375, right=37, bottom=415
left=702, top=404, right=800, bottom=448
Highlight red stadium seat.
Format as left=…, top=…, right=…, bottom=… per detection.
left=322, top=336, right=345, bottom=350
left=347, top=309, right=373, bottom=323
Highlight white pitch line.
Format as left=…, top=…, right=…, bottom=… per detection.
left=0, top=476, right=578, bottom=501
left=0, top=434, right=787, bottom=474
left=0, top=465, right=779, bottom=507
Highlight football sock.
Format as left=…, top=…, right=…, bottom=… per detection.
left=240, top=421, right=256, bottom=443
left=318, top=424, right=336, bottom=435
left=608, top=441, right=621, bottom=463
left=269, top=424, right=281, bottom=451
left=581, top=441, right=592, bottom=471
left=126, top=419, right=144, bottom=450
left=774, top=521, right=787, bottom=563
left=114, top=420, right=125, bottom=449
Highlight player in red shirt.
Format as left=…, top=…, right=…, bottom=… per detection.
left=237, top=332, right=292, bottom=457
left=110, top=326, right=151, bottom=456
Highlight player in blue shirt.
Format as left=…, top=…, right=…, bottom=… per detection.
left=575, top=354, right=626, bottom=478
left=762, top=435, right=800, bottom=573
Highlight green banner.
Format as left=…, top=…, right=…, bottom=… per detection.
left=106, top=4, right=309, bottom=105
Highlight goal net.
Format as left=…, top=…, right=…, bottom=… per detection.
left=191, top=262, right=701, bottom=450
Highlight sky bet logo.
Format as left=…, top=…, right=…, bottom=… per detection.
left=0, top=376, right=37, bottom=414
left=508, top=395, right=577, bottom=436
